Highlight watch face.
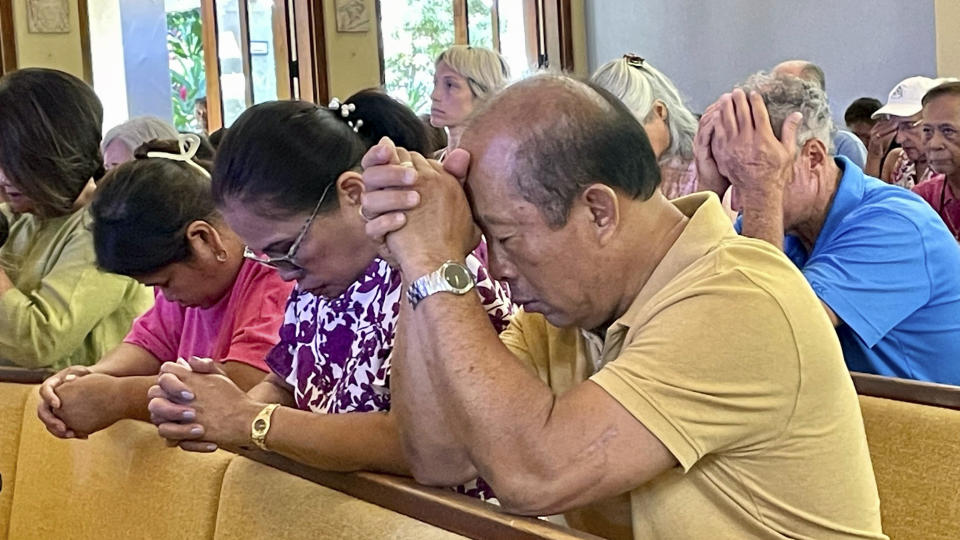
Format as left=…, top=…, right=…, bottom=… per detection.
left=442, top=263, right=472, bottom=290
left=254, top=419, right=267, bottom=431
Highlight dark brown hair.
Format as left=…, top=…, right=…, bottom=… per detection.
left=91, top=139, right=216, bottom=276
left=0, top=68, right=104, bottom=217
left=213, top=90, right=430, bottom=217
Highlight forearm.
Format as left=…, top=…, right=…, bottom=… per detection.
left=220, top=361, right=268, bottom=391
left=0, top=271, right=130, bottom=367
left=864, top=153, right=882, bottom=178
left=406, top=286, right=557, bottom=487
left=114, top=375, right=157, bottom=422
left=737, top=189, right=785, bottom=250
left=263, top=408, right=409, bottom=475
left=90, top=343, right=162, bottom=376
left=246, top=373, right=297, bottom=407
left=392, top=299, right=477, bottom=484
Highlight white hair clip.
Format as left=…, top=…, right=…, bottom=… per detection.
left=146, top=133, right=210, bottom=179
left=347, top=119, right=364, bottom=133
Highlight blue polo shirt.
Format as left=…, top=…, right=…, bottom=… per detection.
left=738, top=157, right=960, bottom=384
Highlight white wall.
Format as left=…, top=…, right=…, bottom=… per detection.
left=89, top=0, right=130, bottom=131
left=585, top=0, right=938, bottom=124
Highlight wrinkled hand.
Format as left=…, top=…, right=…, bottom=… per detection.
left=711, top=89, right=802, bottom=201
left=361, top=137, right=480, bottom=275
left=148, top=357, right=259, bottom=453
left=51, top=373, right=125, bottom=438
left=37, top=365, right=93, bottom=438
left=867, top=118, right=897, bottom=158
left=693, top=102, right=731, bottom=197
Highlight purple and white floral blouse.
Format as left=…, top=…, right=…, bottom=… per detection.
left=266, top=251, right=512, bottom=414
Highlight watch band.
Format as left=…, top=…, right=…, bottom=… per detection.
left=406, top=260, right=475, bottom=309
left=250, top=403, right=280, bottom=451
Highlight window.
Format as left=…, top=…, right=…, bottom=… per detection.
left=85, top=0, right=328, bottom=134
left=379, top=0, right=573, bottom=114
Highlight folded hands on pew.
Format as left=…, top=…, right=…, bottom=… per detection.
left=37, top=366, right=129, bottom=439
left=147, top=356, right=263, bottom=453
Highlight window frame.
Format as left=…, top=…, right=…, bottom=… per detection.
left=377, top=0, right=575, bottom=91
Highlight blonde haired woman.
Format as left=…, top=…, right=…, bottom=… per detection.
left=430, top=45, right=510, bottom=158
left=592, top=54, right=700, bottom=199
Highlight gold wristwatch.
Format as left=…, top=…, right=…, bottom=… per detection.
left=251, top=403, right=280, bottom=451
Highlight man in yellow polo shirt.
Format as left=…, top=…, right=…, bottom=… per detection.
left=359, top=75, right=885, bottom=539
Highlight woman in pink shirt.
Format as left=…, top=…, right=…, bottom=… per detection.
left=37, top=138, right=293, bottom=439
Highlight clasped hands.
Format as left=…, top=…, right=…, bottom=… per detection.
left=36, top=356, right=258, bottom=452
left=694, top=88, right=803, bottom=204
left=146, top=357, right=258, bottom=452
left=359, top=137, right=481, bottom=276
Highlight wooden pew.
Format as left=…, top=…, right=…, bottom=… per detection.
left=0, top=379, right=598, bottom=540
left=0, top=367, right=50, bottom=384
left=852, top=371, right=960, bottom=410
left=853, top=372, right=960, bottom=540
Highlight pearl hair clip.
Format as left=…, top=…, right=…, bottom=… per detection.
left=328, top=98, right=363, bottom=133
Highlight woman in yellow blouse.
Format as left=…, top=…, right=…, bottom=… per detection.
left=0, top=68, right=153, bottom=370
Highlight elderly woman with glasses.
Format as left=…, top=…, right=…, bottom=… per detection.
left=591, top=55, right=702, bottom=199
left=37, top=136, right=292, bottom=440
left=430, top=45, right=510, bottom=160
left=144, top=89, right=511, bottom=499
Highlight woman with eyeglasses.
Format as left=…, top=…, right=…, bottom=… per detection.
left=591, top=55, right=701, bottom=200
left=0, top=68, right=153, bottom=371
left=430, top=45, right=510, bottom=160
left=146, top=90, right=512, bottom=498
left=36, top=137, right=293, bottom=439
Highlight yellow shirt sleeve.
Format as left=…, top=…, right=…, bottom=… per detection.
left=590, top=271, right=802, bottom=472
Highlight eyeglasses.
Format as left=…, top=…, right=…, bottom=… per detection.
left=895, top=118, right=923, bottom=132
left=243, top=182, right=334, bottom=273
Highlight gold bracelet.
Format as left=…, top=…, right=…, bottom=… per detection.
left=250, top=403, right=280, bottom=452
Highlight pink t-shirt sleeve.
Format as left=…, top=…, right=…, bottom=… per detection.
left=217, top=262, right=294, bottom=372
left=123, top=290, right=187, bottom=363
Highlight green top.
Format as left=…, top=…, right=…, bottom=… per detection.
left=0, top=204, right=153, bottom=370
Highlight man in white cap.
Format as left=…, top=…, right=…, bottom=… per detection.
left=872, top=76, right=948, bottom=188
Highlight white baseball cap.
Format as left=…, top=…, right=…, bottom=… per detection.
left=873, top=76, right=941, bottom=119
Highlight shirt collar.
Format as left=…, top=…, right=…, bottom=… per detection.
left=609, top=192, right=736, bottom=333
left=813, top=156, right=864, bottom=253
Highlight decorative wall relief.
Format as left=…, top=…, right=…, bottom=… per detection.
left=27, top=0, right=71, bottom=34
left=336, top=0, right=370, bottom=33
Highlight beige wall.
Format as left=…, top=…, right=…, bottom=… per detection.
left=12, top=0, right=85, bottom=77
left=570, top=0, right=588, bottom=77
left=935, top=0, right=960, bottom=77
left=13, top=1, right=955, bottom=107
left=322, top=0, right=381, bottom=100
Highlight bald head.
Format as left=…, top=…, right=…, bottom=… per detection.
left=773, top=60, right=826, bottom=91
left=460, top=74, right=661, bottom=228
